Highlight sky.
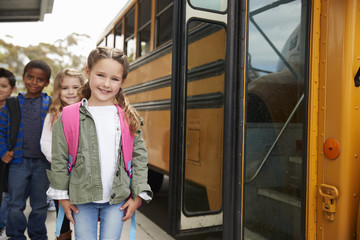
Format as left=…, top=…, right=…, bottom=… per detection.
left=0, top=0, right=127, bottom=57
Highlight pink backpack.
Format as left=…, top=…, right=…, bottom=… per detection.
left=56, top=102, right=137, bottom=239
left=62, top=101, right=134, bottom=176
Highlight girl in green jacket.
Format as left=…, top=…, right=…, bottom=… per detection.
left=47, top=47, right=153, bottom=240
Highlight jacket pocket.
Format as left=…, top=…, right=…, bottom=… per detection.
left=111, top=161, right=131, bottom=200
left=69, top=153, right=87, bottom=185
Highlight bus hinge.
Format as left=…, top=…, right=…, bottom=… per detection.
left=319, top=184, right=339, bottom=221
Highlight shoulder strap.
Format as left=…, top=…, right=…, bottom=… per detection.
left=6, top=96, right=20, bottom=150
left=61, top=102, right=81, bottom=173
left=116, top=105, right=135, bottom=177
left=116, top=105, right=136, bottom=240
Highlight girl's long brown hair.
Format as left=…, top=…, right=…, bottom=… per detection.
left=78, top=46, right=141, bottom=134
left=48, top=68, right=85, bottom=127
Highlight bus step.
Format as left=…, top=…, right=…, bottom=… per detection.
left=289, top=175, right=300, bottom=187
left=288, top=155, right=302, bottom=164
left=257, top=187, right=301, bottom=208
left=244, top=227, right=268, bottom=240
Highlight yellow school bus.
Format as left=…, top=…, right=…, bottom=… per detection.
left=97, top=0, right=360, bottom=239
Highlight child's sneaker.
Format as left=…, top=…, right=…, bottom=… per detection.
left=47, top=199, right=56, bottom=212
left=0, top=227, right=6, bottom=240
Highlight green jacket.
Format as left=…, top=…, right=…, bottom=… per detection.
left=47, top=105, right=153, bottom=205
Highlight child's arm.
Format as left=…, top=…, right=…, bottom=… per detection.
left=120, top=196, right=142, bottom=221
left=0, top=106, right=11, bottom=161
left=47, top=116, right=71, bottom=193
left=40, top=114, right=52, bottom=162
left=130, top=127, right=153, bottom=201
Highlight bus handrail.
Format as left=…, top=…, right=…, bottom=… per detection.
left=246, top=93, right=304, bottom=183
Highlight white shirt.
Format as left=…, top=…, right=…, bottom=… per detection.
left=40, top=114, right=53, bottom=162
left=88, top=105, right=119, bottom=203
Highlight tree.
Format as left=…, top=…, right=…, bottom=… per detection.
left=0, top=32, right=89, bottom=94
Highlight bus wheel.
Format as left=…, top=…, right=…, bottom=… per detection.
left=148, top=169, right=164, bottom=194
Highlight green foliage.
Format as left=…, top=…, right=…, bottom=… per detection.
left=0, top=33, right=89, bottom=94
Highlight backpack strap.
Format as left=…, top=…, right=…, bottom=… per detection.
left=61, top=102, right=81, bottom=173
left=56, top=102, right=81, bottom=237
left=116, top=105, right=134, bottom=177
left=116, top=105, right=137, bottom=239
left=6, top=96, right=20, bottom=150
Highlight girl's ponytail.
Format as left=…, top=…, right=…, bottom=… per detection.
left=116, top=88, right=141, bottom=135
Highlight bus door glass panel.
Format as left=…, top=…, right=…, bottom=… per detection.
left=115, top=20, right=124, bottom=51
left=138, top=0, right=151, bottom=57
left=188, top=0, right=227, bottom=12
left=244, top=0, right=308, bottom=239
left=155, top=0, right=173, bottom=47
left=125, top=7, right=135, bottom=62
left=184, top=20, right=225, bottom=215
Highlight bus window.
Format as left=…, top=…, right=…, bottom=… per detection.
left=155, top=0, right=173, bottom=48
left=244, top=0, right=307, bottom=238
left=125, top=6, right=135, bottom=62
left=115, top=20, right=124, bottom=51
left=138, top=0, right=151, bottom=57
left=106, top=33, right=114, bottom=48
left=188, top=0, right=227, bottom=12
left=183, top=20, right=225, bottom=214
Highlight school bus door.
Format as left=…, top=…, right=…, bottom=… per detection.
left=168, top=0, right=229, bottom=236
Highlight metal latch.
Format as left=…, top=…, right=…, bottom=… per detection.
left=319, top=184, right=339, bottom=221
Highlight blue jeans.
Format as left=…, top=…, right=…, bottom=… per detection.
left=6, top=158, right=50, bottom=240
left=74, top=201, right=125, bottom=240
left=0, top=192, right=9, bottom=228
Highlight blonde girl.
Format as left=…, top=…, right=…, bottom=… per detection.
left=41, top=68, right=85, bottom=161
left=47, top=47, right=153, bottom=240
left=41, top=68, right=84, bottom=240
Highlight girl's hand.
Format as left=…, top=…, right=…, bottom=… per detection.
left=59, top=199, right=79, bottom=224
left=120, top=196, right=141, bottom=221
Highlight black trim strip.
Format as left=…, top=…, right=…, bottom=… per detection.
left=125, top=59, right=225, bottom=95
left=187, top=92, right=224, bottom=109
left=188, top=22, right=224, bottom=45
left=126, top=75, right=171, bottom=95
left=130, top=42, right=172, bottom=71
left=133, top=92, right=224, bottom=111
left=133, top=99, right=170, bottom=111
left=187, top=59, right=225, bottom=82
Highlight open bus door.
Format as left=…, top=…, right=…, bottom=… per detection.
left=168, top=0, right=230, bottom=237
left=169, top=0, right=310, bottom=239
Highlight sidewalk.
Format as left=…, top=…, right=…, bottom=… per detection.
left=23, top=200, right=175, bottom=240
